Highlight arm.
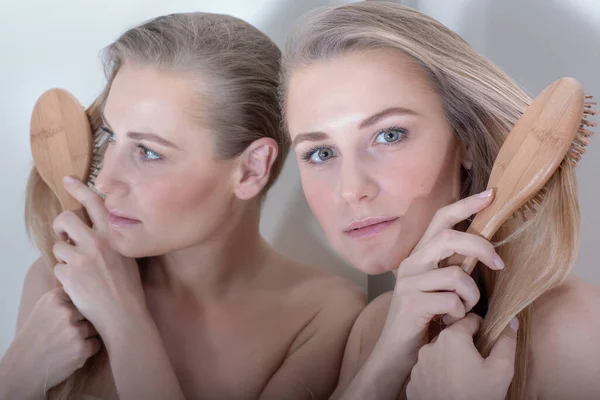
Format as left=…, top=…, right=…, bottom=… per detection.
left=528, top=277, right=600, bottom=400
left=102, top=311, right=186, bottom=400
left=332, top=191, right=502, bottom=400
left=331, top=293, right=415, bottom=400
left=52, top=178, right=186, bottom=400
left=15, top=257, right=59, bottom=332
left=1, top=259, right=56, bottom=400
left=1, top=259, right=84, bottom=400
left=257, top=282, right=366, bottom=400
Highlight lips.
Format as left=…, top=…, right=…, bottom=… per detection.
left=107, top=209, right=141, bottom=227
left=344, top=217, right=398, bottom=240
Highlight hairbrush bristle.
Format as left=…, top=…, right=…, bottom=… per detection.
left=87, top=128, right=109, bottom=199
left=567, top=95, right=597, bottom=167
left=514, top=93, right=597, bottom=219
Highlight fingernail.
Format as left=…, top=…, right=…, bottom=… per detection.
left=510, top=317, right=519, bottom=332
left=63, top=176, right=75, bottom=184
left=493, top=253, right=505, bottom=269
left=478, top=188, right=493, bottom=198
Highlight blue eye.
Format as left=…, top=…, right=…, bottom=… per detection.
left=375, top=127, right=407, bottom=144
left=101, top=127, right=162, bottom=161
left=102, top=126, right=116, bottom=143
left=138, top=145, right=162, bottom=161
left=302, top=146, right=337, bottom=164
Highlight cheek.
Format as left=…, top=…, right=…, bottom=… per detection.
left=380, top=138, right=462, bottom=251
left=299, top=167, right=338, bottom=227
left=137, top=166, right=225, bottom=225
left=386, top=132, right=462, bottom=205
left=382, top=156, right=458, bottom=211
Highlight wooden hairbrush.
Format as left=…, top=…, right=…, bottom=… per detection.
left=446, top=77, right=597, bottom=273
left=30, top=88, right=104, bottom=220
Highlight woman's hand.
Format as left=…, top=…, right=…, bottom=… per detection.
left=376, top=190, right=504, bottom=382
left=52, top=177, right=148, bottom=342
left=406, top=313, right=518, bottom=400
left=0, top=288, right=100, bottom=399
left=50, top=177, right=185, bottom=400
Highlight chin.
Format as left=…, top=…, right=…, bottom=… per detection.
left=341, top=242, right=412, bottom=276
left=108, top=235, right=150, bottom=259
left=353, top=255, right=397, bottom=275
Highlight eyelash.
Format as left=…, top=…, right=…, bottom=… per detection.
left=101, top=126, right=163, bottom=162
left=301, top=145, right=332, bottom=163
left=300, top=126, right=409, bottom=165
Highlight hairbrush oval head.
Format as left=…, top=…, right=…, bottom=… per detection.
left=30, top=88, right=93, bottom=212
left=445, top=77, right=596, bottom=273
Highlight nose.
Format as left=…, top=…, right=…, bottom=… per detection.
left=94, top=146, right=129, bottom=197
left=339, top=157, right=379, bottom=205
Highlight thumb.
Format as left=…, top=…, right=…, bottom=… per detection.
left=487, top=317, right=519, bottom=367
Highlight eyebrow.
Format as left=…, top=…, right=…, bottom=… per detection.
left=292, top=106, right=418, bottom=148
left=358, top=107, right=418, bottom=129
left=292, top=131, right=329, bottom=148
left=101, top=113, right=181, bottom=150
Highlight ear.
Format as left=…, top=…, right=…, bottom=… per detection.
left=232, top=138, right=279, bottom=200
left=461, top=143, right=474, bottom=171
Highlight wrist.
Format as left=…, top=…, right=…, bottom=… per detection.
left=98, top=301, right=153, bottom=340
left=0, top=345, right=44, bottom=400
left=377, top=328, right=421, bottom=366
left=369, top=339, right=417, bottom=382
left=102, top=311, right=158, bottom=353
left=341, top=340, right=417, bottom=400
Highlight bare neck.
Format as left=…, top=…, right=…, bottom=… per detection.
left=142, top=201, right=273, bottom=302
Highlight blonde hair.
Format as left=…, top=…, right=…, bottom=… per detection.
left=280, top=2, right=580, bottom=399
left=25, top=12, right=286, bottom=399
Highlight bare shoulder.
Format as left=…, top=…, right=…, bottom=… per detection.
left=345, top=291, right=392, bottom=365
left=271, top=253, right=367, bottom=314
left=16, top=257, right=58, bottom=331
left=351, top=291, right=392, bottom=346
left=528, top=275, right=600, bottom=399
left=331, top=291, right=393, bottom=399
left=256, top=256, right=367, bottom=398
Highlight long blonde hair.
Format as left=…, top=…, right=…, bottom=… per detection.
left=279, top=2, right=580, bottom=399
left=25, top=12, right=286, bottom=399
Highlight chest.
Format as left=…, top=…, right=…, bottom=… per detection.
left=155, top=301, right=299, bottom=399
left=87, top=293, right=315, bottom=400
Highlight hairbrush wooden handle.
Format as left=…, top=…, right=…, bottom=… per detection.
left=444, top=253, right=478, bottom=274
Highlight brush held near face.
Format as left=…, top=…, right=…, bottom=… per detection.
left=30, top=88, right=94, bottom=214
left=445, top=77, right=597, bottom=273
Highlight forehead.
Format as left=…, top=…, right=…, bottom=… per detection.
left=106, top=63, right=195, bottom=113
left=285, top=49, right=439, bottom=135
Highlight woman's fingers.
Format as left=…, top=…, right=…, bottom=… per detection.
left=53, top=240, right=78, bottom=264
left=398, top=229, right=502, bottom=279
left=77, top=320, right=98, bottom=339
left=417, top=291, right=467, bottom=322
left=412, top=189, right=494, bottom=253
left=53, top=211, right=94, bottom=246
left=413, top=266, right=481, bottom=312
left=63, top=177, right=109, bottom=234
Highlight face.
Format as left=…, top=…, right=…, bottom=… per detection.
left=95, top=62, right=239, bottom=258
left=286, top=50, right=467, bottom=274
